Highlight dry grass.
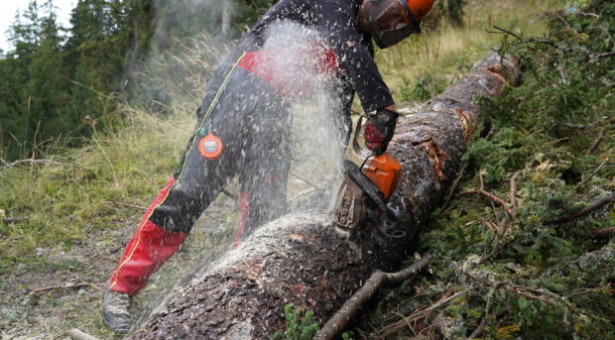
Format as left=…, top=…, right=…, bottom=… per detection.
left=377, top=0, right=567, bottom=102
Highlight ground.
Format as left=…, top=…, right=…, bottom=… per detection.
left=1, top=191, right=248, bottom=339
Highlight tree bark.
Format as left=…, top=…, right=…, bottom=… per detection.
left=130, top=51, right=520, bottom=340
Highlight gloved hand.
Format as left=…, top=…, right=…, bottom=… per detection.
left=364, top=108, right=398, bottom=155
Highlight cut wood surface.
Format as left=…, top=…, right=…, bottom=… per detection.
left=130, top=51, right=520, bottom=340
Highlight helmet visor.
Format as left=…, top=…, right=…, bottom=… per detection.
left=361, top=0, right=420, bottom=48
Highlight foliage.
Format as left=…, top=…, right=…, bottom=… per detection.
left=0, top=0, right=278, bottom=163
left=270, top=304, right=320, bottom=340
left=360, top=0, right=614, bottom=338
left=0, top=0, right=156, bottom=162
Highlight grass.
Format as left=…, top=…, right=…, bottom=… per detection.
left=0, top=109, right=194, bottom=272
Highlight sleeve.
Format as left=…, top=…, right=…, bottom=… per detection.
left=316, top=0, right=395, bottom=112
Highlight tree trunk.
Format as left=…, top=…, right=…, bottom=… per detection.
left=130, top=51, right=520, bottom=340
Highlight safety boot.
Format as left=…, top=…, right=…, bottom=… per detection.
left=102, top=286, right=132, bottom=334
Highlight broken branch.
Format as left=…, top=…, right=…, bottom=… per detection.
left=468, top=308, right=511, bottom=339
left=510, top=171, right=520, bottom=220
left=65, top=329, right=102, bottom=340
left=590, top=227, right=615, bottom=239
left=457, top=189, right=515, bottom=219
left=465, top=271, right=553, bottom=305
left=314, top=255, right=432, bottom=340
left=440, top=163, right=468, bottom=215
left=372, top=289, right=468, bottom=339
left=586, top=130, right=604, bottom=155
left=1, top=216, right=29, bottom=224
left=29, top=282, right=101, bottom=295
left=569, top=159, right=608, bottom=194
left=550, top=193, right=615, bottom=223
left=0, top=158, right=61, bottom=170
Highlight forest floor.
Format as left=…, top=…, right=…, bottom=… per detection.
left=0, top=194, right=235, bottom=339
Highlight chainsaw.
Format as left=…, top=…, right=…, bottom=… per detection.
left=332, top=115, right=404, bottom=238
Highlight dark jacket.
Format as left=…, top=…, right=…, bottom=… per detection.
left=201, top=0, right=394, bottom=115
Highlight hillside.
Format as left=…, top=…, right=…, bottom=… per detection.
left=1, top=0, right=613, bottom=339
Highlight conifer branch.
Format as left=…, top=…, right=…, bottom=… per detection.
left=586, top=130, right=604, bottom=155
left=370, top=289, right=468, bottom=339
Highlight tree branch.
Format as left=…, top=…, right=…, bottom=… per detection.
left=29, top=282, right=101, bottom=295
left=510, top=171, right=520, bottom=220
left=440, top=163, right=468, bottom=215
left=550, top=193, right=615, bottom=223
left=314, top=255, right=432, bottom=340
left=0, top=159, right=61, bottom=170
left=464, top=270, right=612, bottom=325
left=102, top=201, right=147, bottom=211
left=65, top=329, right=102, bottom=340
left=568, top=159, right=608, bottom=194
left=1, top=216, right=29, bottom=224
left=468, top=308, right=511, bottom=339
left=586, top=130, right=604, bottom=155
left=371, top=289, right=468, bottom=339
left=457, top=189, right=514, bottom=219
left=590, top=227, right=615, bottom=239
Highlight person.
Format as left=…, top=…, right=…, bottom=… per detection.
left=102, top=0, right=435, bottom=333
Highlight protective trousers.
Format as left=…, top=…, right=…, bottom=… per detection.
left=109, top=53, right=291, bottom=295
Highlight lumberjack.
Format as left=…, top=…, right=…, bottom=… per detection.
left=102, top=0, right=435, bottom=333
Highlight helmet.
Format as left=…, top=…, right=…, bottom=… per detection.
left=358, top=0, right=435, bottom=48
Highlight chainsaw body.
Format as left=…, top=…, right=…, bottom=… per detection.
left=333, top=116, right=402, bottom=232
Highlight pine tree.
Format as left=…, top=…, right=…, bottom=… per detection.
left=0, top=1, right=45, bottom=159
left=23, top=1, right=70, bottom=144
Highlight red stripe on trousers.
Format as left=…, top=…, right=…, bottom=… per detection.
left=108, top=178, right=188, bottom=295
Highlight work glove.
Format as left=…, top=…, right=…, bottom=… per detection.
left=364, top=108, right=398, bottom=155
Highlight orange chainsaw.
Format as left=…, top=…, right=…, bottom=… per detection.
left=332, top=116, right=404, bottom=237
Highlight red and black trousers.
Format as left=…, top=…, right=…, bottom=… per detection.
left=108, top=52, right=291, bottom=295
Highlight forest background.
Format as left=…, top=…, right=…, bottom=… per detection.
left=0, top=0, right=613, bottom=339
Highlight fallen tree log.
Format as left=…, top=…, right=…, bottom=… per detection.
left=131, top=51, right=520, bottom=340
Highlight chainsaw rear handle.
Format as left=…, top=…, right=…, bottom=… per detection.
left=343, top=160, right=399, bottom=222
